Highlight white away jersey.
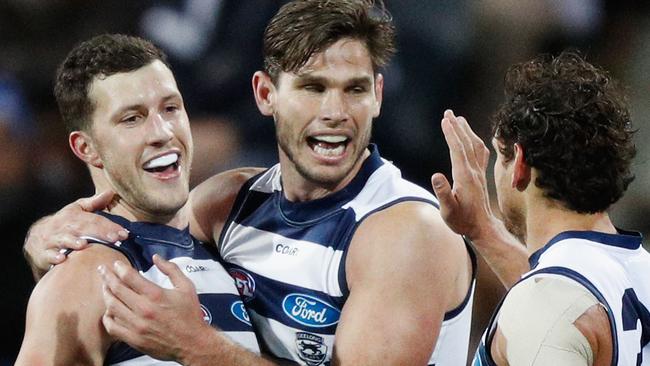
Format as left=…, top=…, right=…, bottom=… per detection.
left=474, top=229, right=650, bottom=365
left=219, top=145, right=476, bottom=365
left=87, top=212, right=260, bottom=365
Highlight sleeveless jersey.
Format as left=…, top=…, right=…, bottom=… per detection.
left=219, top=145, right=476, bottom=365
left=474, top=229, right=650, bottom=366
left=85, top=212, right=260, bottom=365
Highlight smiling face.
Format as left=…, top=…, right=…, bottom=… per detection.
left=264, top=38, right=383, bottom=197
left=84, top=60, right=193, bottom=222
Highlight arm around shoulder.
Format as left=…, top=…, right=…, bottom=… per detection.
left=188, top=167, right=266, bottom=243
left=333, top=201, right=472, bottom=365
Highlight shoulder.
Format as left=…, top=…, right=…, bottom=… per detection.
left=495, top=276, right=606, bottom=365
left=347, top=200, right=470, bottom=303
left=188, top=167, right=266, bottom=242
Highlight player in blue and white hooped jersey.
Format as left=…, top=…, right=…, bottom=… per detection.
left=219, top=144, right=476, bottom=365
left=16, top=35, right=259, bottom=365
left=431, top=53, right=647, bottom=365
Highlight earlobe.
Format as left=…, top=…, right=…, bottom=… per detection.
left=512, top=143, right=531, bottom=191
left=69, top=131, right=103, bottom=168
left=252, top=71, right=275, bottom=116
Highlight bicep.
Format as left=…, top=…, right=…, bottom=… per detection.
left=333, top=202, right=466, bottom=365
left=16, top=246, right=124, bottom=366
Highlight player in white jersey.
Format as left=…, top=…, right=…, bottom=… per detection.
left=430, top=52, right=649, bottom=365
left=16, top=34, right=260, bottom=365
left=23, top=1, right=475, bottom=365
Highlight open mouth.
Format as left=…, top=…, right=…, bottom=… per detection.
left=307, top=135, right=349, bottom=157
left=143, top=152, right=180, bottom=174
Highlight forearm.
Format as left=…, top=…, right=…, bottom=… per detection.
left=181, top=328, right=278, bottom=366
left=468, top=217, right=529, bottom=288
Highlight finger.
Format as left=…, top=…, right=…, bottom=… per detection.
left=456, top=115, right=490, bottom=171
left=46, top=248, right=67, bottom=266
left=76, top=191, right=116, bottom=212
left=101, top=285, right=148, bottom=345
left=441, top=116, right=470, bottom=182
left=452, top=115, right=480, bottom=170
left=112, top=260, right=164, bottom=301
left=152, top=254, right=193, bottom=291
left=100, top=263, right=149, bottom=313
left=431, top=173, right=457, bottom=212
left=53, top=233, right=89, bottom=250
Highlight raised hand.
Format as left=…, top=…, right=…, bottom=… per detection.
left=99, top=255, right=210, bottom=362
left=23, top=191, right=128, bottom=278
left=431, top=110, right=496, bottom=240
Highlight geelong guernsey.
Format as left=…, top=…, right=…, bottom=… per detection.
left=474, top=230, right=650, bottom=366
left=219, top=145, right=476, bottom=365
left=85, top=212, right=260, bottom=365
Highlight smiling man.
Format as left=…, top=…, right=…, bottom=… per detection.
left=15, top=34, right=260, bottom=365
left=23, top=1, right=475, bottom=365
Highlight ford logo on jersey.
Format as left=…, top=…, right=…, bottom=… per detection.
left=231, top=300, right=252, bottom=326
left=282, top=293, right=340, bottom=328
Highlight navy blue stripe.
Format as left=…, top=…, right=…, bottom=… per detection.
left=198, top=293, right=255, bottom=331
left=522, top=266, right=618, bottom=366
left=277, top=144, right=384, bottom=223
left=226, top=263, right=344, bottom=334
left=529, top=229, right=642, bottom=268
left=96, top=211, right=193, bottom=247
left=105, top=341, right=144, bottom=364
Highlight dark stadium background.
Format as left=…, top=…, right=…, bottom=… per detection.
left=1, top=1, right=648, bottom=364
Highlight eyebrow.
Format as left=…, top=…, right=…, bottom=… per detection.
left=112, top=93, right=182, bottom=117
left=293, top=75, right=373, bottom=87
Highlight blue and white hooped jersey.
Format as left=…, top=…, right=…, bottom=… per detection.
left=85, top=212, right=260, bottom=365
left=219, top=145, right=476, bottom=365
left=474, top=229, right=650, bottom=366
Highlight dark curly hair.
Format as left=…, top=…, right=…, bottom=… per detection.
left=54, top=34, right=169, bottom=132
left=492, top=51, right=635, bottom=213
left=263, top=0, right=395, bottom=83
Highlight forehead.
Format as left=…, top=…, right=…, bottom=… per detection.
left=89, top=60, right=180, bottom=112
left=284, top=38, right=374, bottom=81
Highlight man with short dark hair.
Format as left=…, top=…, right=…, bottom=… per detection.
left=431, top=52, right=650, bottom=365
left=23, top=1, right=475, bottom=365
left=16, top=34, right=260, bottom=365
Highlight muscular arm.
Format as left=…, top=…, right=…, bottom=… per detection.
left=16, top=245, right=126, bottom=365
left=491, top=277, right=612, bottom=366
left=332, top=201, right=472, bottom=365
left=187, top=167, right=265, bottom=243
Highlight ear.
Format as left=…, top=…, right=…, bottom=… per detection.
left=373, top=73, right=384, bottom=118
left=252, top=71, right=276, bottom=117
left=69, top=131, right=103, bottom=168
left=512, top=143, right=531, bottom=191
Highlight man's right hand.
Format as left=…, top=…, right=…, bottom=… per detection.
left=23, top=191, right=129, bottom=279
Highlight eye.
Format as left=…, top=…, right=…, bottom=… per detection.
left=164, top=104, right=179, bottom=113
left=303, top=84, right=325, bottom=93
left=120, top=114, right=142, bottom=124
left=346, top=84, right=369, bottom=94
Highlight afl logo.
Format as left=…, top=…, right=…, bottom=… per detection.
left=282, top=294, right=340, bottom=328
left=200, top=304, right=212, bottom=325
left=230, top=300, right=252, bottom=326
left=228, top=269, right=256, bottom=301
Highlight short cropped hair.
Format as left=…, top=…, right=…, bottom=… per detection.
left=492, top=51, right=635, bottom=213
left=263, top=0, right=395, bottom=82
left=54, top=34, right=169, bottom=132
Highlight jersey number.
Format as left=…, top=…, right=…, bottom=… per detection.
left=622, top=288, right=650, bottom=365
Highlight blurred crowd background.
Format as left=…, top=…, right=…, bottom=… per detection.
left=1, top=0, right=649, bottom=364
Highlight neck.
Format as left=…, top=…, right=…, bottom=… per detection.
left=525, top=199, right=616, bottom=254
left=103, top=194, right=189, bottom=230
left=280, top=148, right=370, bottom=202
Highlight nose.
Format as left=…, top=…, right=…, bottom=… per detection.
left=320, top=90, right=349, bottom=125
left=146, top=113, right=174, bottom=146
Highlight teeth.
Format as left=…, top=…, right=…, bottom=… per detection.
left=314, top=144, right=345, bottom=157
left=143, top=153, right=178, bottom=169
left=313, top=135, right=347, bottom=143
